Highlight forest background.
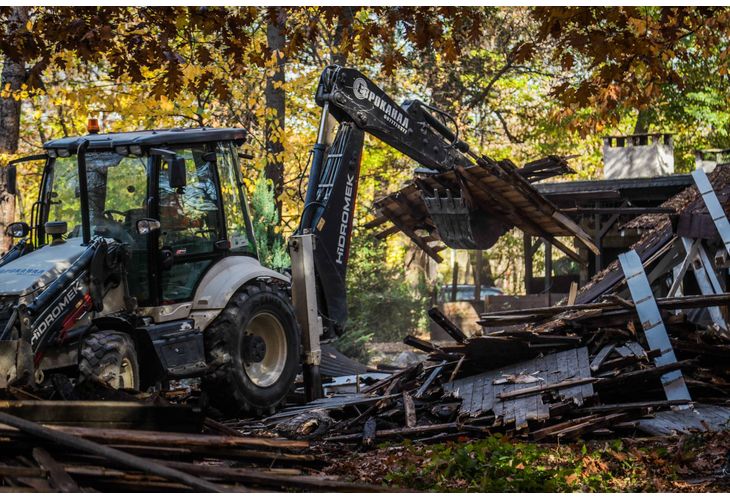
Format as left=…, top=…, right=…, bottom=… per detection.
left=0, top=6, right=728, bottom=357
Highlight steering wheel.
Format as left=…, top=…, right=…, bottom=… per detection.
left=194, top=228, right=217, bottom=238
left=103, top=210, right=127, bottom=224
left=96, top=210, right=135, bottom=245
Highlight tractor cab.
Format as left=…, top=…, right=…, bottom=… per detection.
left=21, top=127, right=258, bottom=306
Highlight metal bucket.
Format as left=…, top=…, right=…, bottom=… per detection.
left=422, top=190, right=509, bottom=250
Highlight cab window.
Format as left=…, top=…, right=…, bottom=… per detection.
left=216, top=142, right=256, bottom=255
left=157, top=147, right=221, bottom=303
left=158, top=148, right=221, bottom=256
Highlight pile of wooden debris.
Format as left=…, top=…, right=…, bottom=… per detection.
left=243, top=313, right=729, bottom=446
left=244, top=167, right=730, bottom=447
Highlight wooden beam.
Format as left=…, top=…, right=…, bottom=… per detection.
left=497, top=377, right=597, bottom=400
left=563, top=207, right=677, bottom=215
left=363, top=214, right=388, bottom=229
left=378, top=202, right=443, bottom=263
left=374, top=225, right=399, bottom=239
left=32, top=448, right=80, bottom=493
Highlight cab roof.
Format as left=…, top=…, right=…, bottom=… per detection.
left=43, top=127, right=247, bottom=152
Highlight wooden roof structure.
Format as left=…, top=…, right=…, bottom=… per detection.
left=366, top=155, right=599, bottom=263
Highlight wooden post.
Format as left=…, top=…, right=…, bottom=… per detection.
left=523, top=234, right=533, bottom=294
left=544, top=239, right=553, bottom=295
left=594, top=210, right=602, bottom=275
left=474, top=250, right=483, bottom=302
left=451, top=261, right=459, bottom=302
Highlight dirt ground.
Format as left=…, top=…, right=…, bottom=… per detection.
left=322, top=431, right=730, bottom=492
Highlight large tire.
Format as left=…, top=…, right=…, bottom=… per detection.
left=79, top=331, right=139, bottom=390
left=203, top=282, right=300, bottom=416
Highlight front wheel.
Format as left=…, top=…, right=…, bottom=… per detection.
left=78, top=331, right=139, bottom=390
left=203, top=282, right=300, bottom=416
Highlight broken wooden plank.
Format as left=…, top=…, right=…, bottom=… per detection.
left=531, top=415, right=599, bottom=441
left=428, top=307, right=468, bottom=343
left=32, top=448, right=80, bottom=493
left=414, top=362, right=446, bottom=399
left=203, top=418, right=243, bottom=437
left=590, top=344, right=616, bottom=373
left=554, top=412, right=629, bottom=440
left=572, top=400, right=692, bottom=414
left=374, top=225, right=400, bottom=239
left=0, top=465, right=47, bottom=479
left=363, top=214, right=389, bottom=229
left=594, top=359, right=694, bottom=387
left=0, top=424, right=310, bottom=451
left=0, top=411, right=223, bottom=492
left=362, top=417, right=377, bottom=448
left=403, top=394, right=416, bottom=428
left=325, top=422, right=460, bottom=442
left=448, top=355, right=466, bottom=383
left=497, top=378, right=597, bottom=401
left=480, top=292, right=730, bottom=323
left=403, top=335, right=443, bottom=354
left=0, top=400, right=203, bottom=432
left=567, top=282, right=578, bottom=306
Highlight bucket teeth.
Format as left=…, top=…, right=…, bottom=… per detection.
left=422, top=191, right=508, bottom=249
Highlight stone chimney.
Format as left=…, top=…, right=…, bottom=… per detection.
left=603, top=133, right=674, bottom=179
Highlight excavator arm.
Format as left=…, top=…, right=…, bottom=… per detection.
left=296, top=65, right=475, bottom=337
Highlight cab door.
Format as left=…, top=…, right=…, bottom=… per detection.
left=156, top=146, right=224, bottom=303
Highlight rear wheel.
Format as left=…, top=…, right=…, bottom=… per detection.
left=79, top=331, right=139, bottom=390
left=203, top=282, right=300, bottom=416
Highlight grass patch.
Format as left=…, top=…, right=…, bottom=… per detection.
left=380, top=435, right=667, bottom=492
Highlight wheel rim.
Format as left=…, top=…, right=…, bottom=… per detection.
left=243, top=312, right=287, bottom=388
left=117, top=357, right=135, bottom=389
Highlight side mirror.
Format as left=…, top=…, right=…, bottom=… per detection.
left=150, top=148, right=187, bottom=189
left=5, top=221, right=29, bottom=238
left=168, top=157, right=187, bottom=189
left=6, top=165, right=16, bottom=195
left=136, top=218, right=161, bottom=235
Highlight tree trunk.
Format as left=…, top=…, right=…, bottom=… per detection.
left=633, top=108, right=652, bottom=134
left=0, top=7, right=28, bottom=252
left=331, top=8, right=356, bottom=66
left=264, top=7, right=287, bottom=218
